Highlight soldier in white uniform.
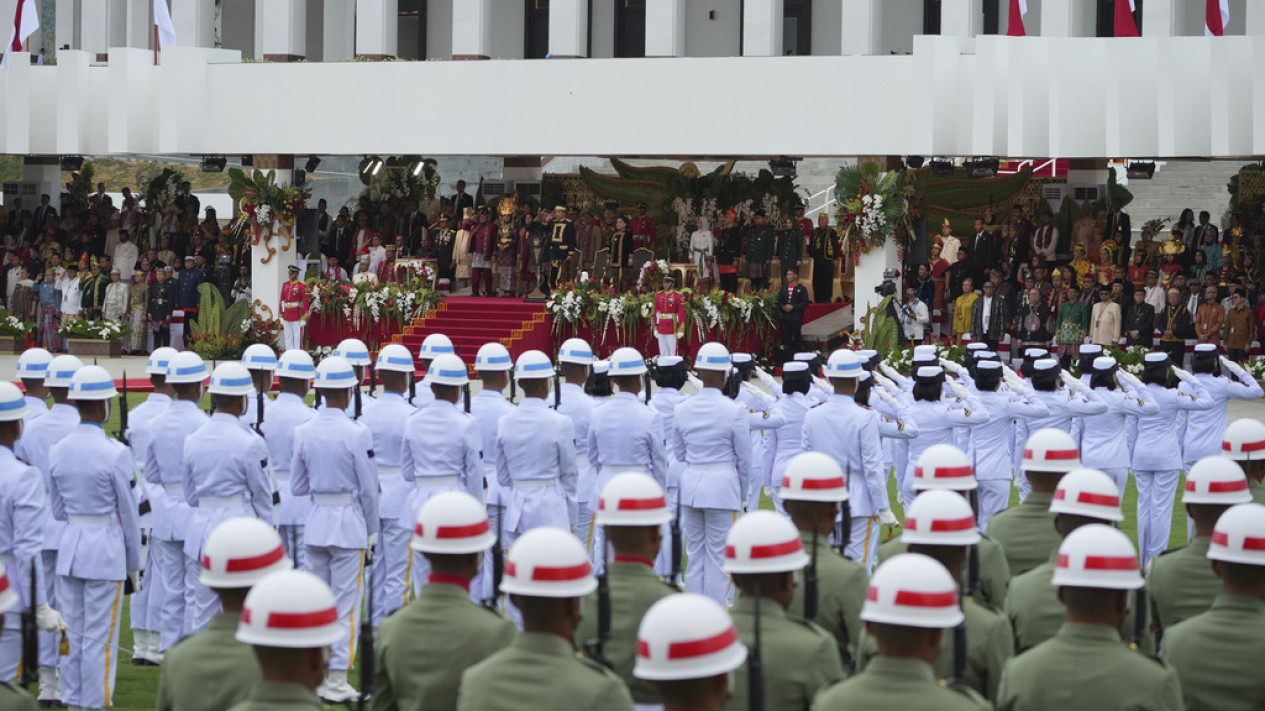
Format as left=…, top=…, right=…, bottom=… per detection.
left=290, top=355, right=380, bottom=703
left=360, top=343, right=418, bottom=622
left=260, top=350, right=317, bottom=569
left=1079, top=356, right=1158, bottom=495
left=763, top=361, right=813, bottom=515
left=333, top=338, right=371, bottom=419
left=181, top=362, right=274, bottom=635
left=14, top=347, right=51, bottom=422
left=413, top=333, right=455, bottom=409
left=472, top=342, right=516, bottom=604
left=672, top=342, right=752, bottom=604
left=586, top=347, right=668, bottom=575
left=1180, top=345, right=1262, bottom=472
left=142, top=351, right=209, bottom=652
left=555, top=339, right=596, bottom=553
left=648, top=355, right=688, bottom=577
left=1015, top=359, right=1108, bottom=501
left=967, top=360, right=1049, bottom=528
left=239, top=343, right=276, bottom=430
left=732, top=353, right=783, bottom=511
left=48, top=366, right=141, bottom=711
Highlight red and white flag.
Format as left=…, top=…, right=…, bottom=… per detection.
left=1115, top=0, right=1139, bottom=37
left=1205, top=0, right=1229, bottom=36
left=154, top=0, right=178, bottom=49
left=2, top=0, right=40, bottom=71
left=1006, top=0, right=1028, bottom=37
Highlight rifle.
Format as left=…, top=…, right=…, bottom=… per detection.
left=749, top=582, right=765, bottom=711
left=368, top=362, right=378, bottom=398
left=407, top=370, right=416, bottom=406
left=670, top=495, right=683, bottom=586
left=485, top=513, right=504, bottom=610
left=585, top=537, right=612, bottom=668
left=115, top=372, right=130, bottom=445
left=463, top=383, right=471, bottom=413
left=509, top=375, right=517, bottom=402
left=643, top=372, right=652, bottom=403
left=804, top=519, right=820, bottom=623
left=553, top=371, right=561, bottom=410
left=19, top=566, right=37, bottom=687
left=1130, top=588, right=1147, bottom=650
left=254, top=387, right=265, bottom=437
left=354, top=368, right=363, bottom=420
left=312, top=388, right=322, bottom=410
left=358, top=540, right=376, bottom=710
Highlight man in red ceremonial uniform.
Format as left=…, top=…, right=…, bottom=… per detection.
left=653, top=274, right=687, bottom=357
left=280, top=264, right=308, bottom=351
left=630, top=202, right=655, bottom=252
left=468, top=206, right=497, bottom=296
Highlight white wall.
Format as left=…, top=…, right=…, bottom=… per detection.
left=880, top=0, right=922, bottom=55
left=685, top=0, right=740, bottom=56
left=590, top=0, right=615, bottom=58
left=221, top=0, right=257, bottom=59
left=489, top=3, right=524, bottom=59
left=306, top=0, right=324, bottom=59
left=811, top=0, right=841, bottom=55
left=425, top=0, right=452, bottom=59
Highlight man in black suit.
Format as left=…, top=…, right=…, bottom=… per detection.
left=324, top=214, right=354, bottom=266
left=967, top=217, right=997, bottom=285
left=778, top=267, right=810, bottom=355
left=1123, top=288, right=1155, bottom=346
left=451, top=180, right=474, bottom=216
left=400, top=199, right=426, bottom=254
left=1102, top=198, right=1131, bottom=248
left=32, top=194, right=56, bottom=231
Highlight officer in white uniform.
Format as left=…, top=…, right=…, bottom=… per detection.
left=763, top=361, right=814, bottom=515
left=1014, top=358, right=1107, bottom=501
left=289, top=355, right=380, bottom=703
left=260, top=349, right=317, bottom=569
left=901, top=365, right=991, bottom=510
left=1079, top=356, right=1159, bottom=495
left=400, top=353, right=483, bottom=595
left=967, top=360, right=1049, bottom=528
left=1180, top=344, right=1263, bottom=472
left=732, top=353, right=783, bottom=511
left=15, top=347, right=52, bottom=422
left=13, top=354, right=81, bottom=702
left=48, top=366, right=141, bottom=711
left=333, top=338, right=371, bottom=419
left=648, top=355, right=689, bottom=577
left=555, top=338, right=596, bottom=552
left=472, top=342, right=516, bottom=603
left=586, top=347, right=668, bottom=574
left=360, top=343, right=418, bottom=623
left=672, top=342, right=752, bottom=604
left=181, top=362, right=274, bottom=635
left=239, top=343, right=276, bottom=430
left=413, top=333, right=455, bottom=409
left=142, top=351, right=209, bottom=652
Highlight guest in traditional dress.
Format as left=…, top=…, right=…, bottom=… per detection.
left=1055, top=286, right=1088, bottom=362
left=1016, top=287, right=1053, bottom=351
left=128, top=272, right=149, bottom=354
left=608, top=216, right=634, bottom=292
left=951, top=278, right=978, bottom=342
left=34, top=269, right=61, bottom=351
left=8, top=267, right=37, bottom=323
left=689, top=218, right=715, bottom=288
left=102, top=269, right=129, bottom=323
left=453, top=208, right=474, bottom=291
left=495, top=211, right=518, bottom=297
left=808, top=214, right=838, bottom=304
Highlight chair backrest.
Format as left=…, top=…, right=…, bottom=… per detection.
left=631, top=248, right=655, bottom=274
left=591, top=248, right=609, bottom=284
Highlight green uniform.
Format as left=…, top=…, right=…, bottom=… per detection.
left=1146, top=536, right=1218, bottom=642
left=725, top=594, right=845, bottom=711
left=1249, top=478, right=1265, bottom=505
left=226, top=681, right=324, bottom=711
left=857, top=598, right=1012, bottom=702
left=0, top=681, right=37, bottom=711
left=574, top=559, right=677, bottom=705
left=156, top=612, right=260, bottom=711
left=458, top=631, right=633, bottom=711
left=1160, top=594, right=1265, bottom=711
left=879, top=535, right=1011, bottom=610
left=811, top=656, right=990, bottom=711
left=375, top=580, right=516, bottom=711
left=996, top=623, right=1182, bottom=711
left=986, top=491, right=1061, bottom=577
left=787, top=530, right=868, bottom=673
left=1004, top=554, right=1154, bottom=654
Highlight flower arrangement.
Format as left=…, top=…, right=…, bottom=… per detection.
left=1104, top=345, right=1150, bottom=376
left=0, top=310, right=33, bottom=338
left=187, top=332, right=243, bottom=361
left=1241, top=355, right=1265, bottom=382
left=144, top=168, right=183, bottom=212
left=636, top=259, right=673, bottom=293
left=228, top=169, right=312, bottom=264
left=241, top=308, right=283, bottom=351
left=307, top=280, right=443, bottom=330
left=833, top=163, right=916, bottom=256
left=57, top=318, right=131, bottom=341
left=307, top=345, right=336, bottom=365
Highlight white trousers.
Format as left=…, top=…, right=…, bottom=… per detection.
left=60, top=577, right=124, bottom=709
left=307, top=546, right=364, bottom=671
left=39, top=550, right=60, bottom=667
left=1101, top=468, right=1130, bottom=504
left=279, top=524, right=307, bottom=570
left=283, top=320, right=304, bottom=352
left=155, top=539, right=187, bottom=651
left=371, top=517, right=413, bottom=626
left=0, top=623, right=20, bottom=680
left=130, top=536, right=165, bottom=634
left=183, top=553, right=220, bottom=637
left=976, top=480, right=1011, bottom=531
left=656, top=333, right=677, bottom=357
left=1134, top=469, right=1180, bottom=568
left=845, top=515, right=883, bottom=574
left=683, top=507, right=736, bottom=606
left=481, top=505, right=506, bottom=607
left=654, top=487, right=680, bottom=579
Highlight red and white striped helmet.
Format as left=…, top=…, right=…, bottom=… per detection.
left=411, top=491, right=498, bottom=554
left=913, top=444, right=977, bottom=492
left=780, top=452, right=849, bottom=503
left=1050, top=468, right=1124, bottom=522
left=902, top=490, right=980, bottom=546
left=200, top=517, right=292, bottom=588
left=723, top=511, right=810, bottom=574
left=633, top=593, right=748, bottom=681
left=1051, top=524, right=1143, bottom=590
left=597, top=472, right=671, bottom=527
left=861, top=553, right=964, bottom=628
left=500, top=527, right=596, bottom=598
left=1222, top=419, right=1265, bottom=462
left=1021, top=428, right=1081, bottom=473
left=1183, top=457, right=1253, bottom=506
left=1209, top=503, right=1265, bottom=566
left=236, top=570, right=343, bottom=648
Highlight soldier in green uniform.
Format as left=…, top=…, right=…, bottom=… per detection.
left=634, top=593, right=748, bottom=711
left=574, top=473, right=677, bottom=707
left=878, top=444, right=1011, bottom=610
left=1148, top=456, right=1252, bottom=643
left=995, top=524, right=1183, bottom=711
left=375, top=491, right=515, bottom=711
left=228, top=569, right=349, bottom=711
left=158, top=518, right=292, bottom=711
left=1003, top=468, right=1153, bottom=654
left=857, top=491, right=1012, bottom=702
left=987, top=429, right=1081, bottom=576
left=0, top=563, right=37, bottom=711
left=779, top=452, right=867, bottom=672
left=1161, top=502, right=1265, bottom=711
left=458, top=527, right=633, bottom=711
left=813, top=553, right=990, bottom=711
left=1222, top=419, right=1265, bottom=505
left=722, top=510, right=844, bottom=711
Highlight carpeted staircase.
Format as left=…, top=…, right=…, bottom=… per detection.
left=393, top=297, right=551, bottom=370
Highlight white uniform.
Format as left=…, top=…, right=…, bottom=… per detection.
left=1180, top=372, right=1263, bottom=471
left=1079, top=385, right=1159, bottom=495
left=238, top=388, right=270, bottom=431
left=648, top=387, right=686, bottom=577
left=672, top=387, right=752, bottom=604
left=259, top=392, right=316, bottom=569
left=125, top=393, right=170, bottom=645
left=1015, top=386, right=1107, bottom=501
left=763, top=392, right=812, bottom=515
left=554, top=383, right=595, bottom=552
left=900, top=396, right=991, bottom=507
left=496, top=398, right=579, bottom=543
left=359, top=391, right=417, bottom=622
left=290, top=407, right=380, bottom=672
left=22, top=395, right=48, bottom=424
left=0, top=445, right=48, bottom=679
left=470, top=388, right=514, bottom=603
left=736, top=383, right=783, bottom=511
left=969, top=388, right=1049, bottom=528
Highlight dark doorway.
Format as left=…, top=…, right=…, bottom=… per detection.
left=923, top=0, right=942, bottom=35
left=1096, top=0, right=1144, bottom=36
left=614, top=0, right=646, bottom=57
left=525, top=0, right=550, bottom=58
left=982, top=0, right=1000, bottom=34
left=783, top=0, right=812, bottom=55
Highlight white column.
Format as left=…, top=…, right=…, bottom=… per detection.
left=126, top=0, right=152, bottom=49
left=743, top=0, right=784, bottom=56
left=82, top=1, right=110, bottom=58
left=356, top=0, right=399, bottom=58
left=172, top=0, right=217, bottom=48
left=941, top=0, right=982, bottom=38
left=250, top=157, right=297, bottom=320
left=1040, top=0, right=1097, bottom=37
left=645, top=0, right=686, bottom=57
left=260, top=0, right=308, bottom=60
left=323, top=0, right=355, bottom=61
left=549, top=0, right=589, bottom=58
left=451, top=0, right=493, bottom=59
left=56, top=0, right=75, bottom=51
left=841, top=0, right=882, bottom=55
left=1142, top=0, right=1178, bottom=36
left=1249, top=1, right=1265, bottom=34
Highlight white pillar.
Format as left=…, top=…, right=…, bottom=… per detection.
left=356, top=0, right=399, bottom=58
left=941, top=0, right=982, bottom=38
left=82, top=1, right=110, bottom=58
left=1249, top=1, right=1265, bottom=34
left=1040, top=0, right=1096, bottom=37
left=645, top=0, right=686, bottom=57
left=55, top=0, right=75, bottom=51
left=1142, top=0, right=1178, bottom=36
left=22, top=158, right=62, bottom=204
left=743, top=0, right=784, bottom=56
left=126, top=0, right=152, bottom=49
left=259, top=0, right=308, bottom=61
left=172, top=0, right=217, bottom=48
left=250, top=156, right=297, bottom=321
left=451, top=0, right=493, bottom=59
left=841, top=0, right=882, bottom=55
left=323, top=0, right=355, bottom=61
left=549, top=0, right=589, bottom=58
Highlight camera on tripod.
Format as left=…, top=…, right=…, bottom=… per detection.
left=875, top=267, right=900, bottom=297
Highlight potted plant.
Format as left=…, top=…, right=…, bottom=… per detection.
left=58, top=317, right=130, bottom=357
left=0, top=310, right=32, bottom=353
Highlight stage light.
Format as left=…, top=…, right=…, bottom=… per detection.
left=200, top=155, right=227, bottom=173
left=964, top=157, right=999, bottom=179
left=905, top=155, right=925, bottom=169
left=60, top=156, right=84, bottom=172
left=930, top=158, right=955, bottom=178
left=359, top=156, right=384, bottom=178
left=410, top=158, right=426, bottom=177
left=768, top=156, right=798, bottom=178
left=1126, top=161, right=1156, bottom=180
left=241, top=156, right=253, bottom=168
left=305, top=155, right=321, bottom=174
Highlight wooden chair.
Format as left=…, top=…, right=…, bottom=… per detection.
left=591, top=248, right=609, bottom=285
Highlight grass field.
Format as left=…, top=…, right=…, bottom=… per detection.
left=21, top=394, right=1193, bottom=709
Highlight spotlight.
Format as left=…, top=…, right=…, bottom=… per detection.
left=359, top=155, right=384, bottom=178
left=930, top=158, right=955, bottom=178
left=410, top=158, right=426, bottom=178
left=305, top=155, right=321, bottom=174
left=963, top=157, right=999, bottom=179
left=905, top=155, right=925, bottom=169
left=200, top=155, right=227, bottom=173
left=768, top=156, right=798, bottom=178
left=60, top=156, right=84, bottom=172
left=1126, top=161, right=1156, bottom=180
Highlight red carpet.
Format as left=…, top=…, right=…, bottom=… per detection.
left=393, top=296, right=550, bottom=369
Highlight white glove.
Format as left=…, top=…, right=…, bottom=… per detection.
left=1172, top=366, right=1196, bottom=384
left=874, top=371, right=898, bottom=391
left=874, top=386, right=898, bottom=408
left=940, top=358, right=963, bottom=375
left=880, top=363, right=903, bottom=382
left=1220, top=356, right=1247, bottom=377
left=754, top=365, right=778, bottom=389
left=1118, top=369, right=1144, bottom=389
left=1003, top=371, right=1029, bottom=393
left=128, top=571, right=143, bottom=595
left=813, top=375, right=833, bottom=392
left=878, top=508, right=900, bottom=527
left=35, top=603, right=67, bottom=633
left=686, top=373, right=705, bottom=393
left=298, top=320, right=306, bottom=329
left=1058, top=370, right=1081, bottom=392
left=1002, top=364, right=1022, bottom=381
left=946, top=379, right=972, bottom=401
left=368, top=532, right=379, bottom=550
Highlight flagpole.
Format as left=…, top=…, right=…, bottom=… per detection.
left=153, top=25, right=158, bottom=65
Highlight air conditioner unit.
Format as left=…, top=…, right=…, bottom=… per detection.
left=1041, top=184, right=1065, bottom=201
left=482, top=180, right=508, bottom=197
left=516, top=181, right=542, bottom=197
left=1070, top=184, right=1105, bottom=202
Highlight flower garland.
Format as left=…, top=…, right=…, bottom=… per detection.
left=228, top=169, right=312, bottom=265
left=0, top=311, right=33, bottom=338
left=307, top=280, right=443, bottom=330
left=833, top=162, right=916, bottom=257
left=57, top=318, right=131, bottom=341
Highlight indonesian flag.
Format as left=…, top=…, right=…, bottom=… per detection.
left=1006, top=0, right=1028, bottom=37
left=1115, top=0, right=1139, bottom=37
left=154, top=0, right=178, bottom=49
left=2, top=0, right=40, bottom=71
left=1205, top=0, right=1229, bottom=36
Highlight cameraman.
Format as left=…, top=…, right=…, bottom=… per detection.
left=899, top=286, right=929, bottom=344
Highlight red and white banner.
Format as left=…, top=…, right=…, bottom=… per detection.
left=1006, top=0, right=1028, bottom=37
left=1205, top=0, right=1229, bottom=36
left=2, top=0, right=40, bottom=71
left=1115, top=0, right=1139, bottom=37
